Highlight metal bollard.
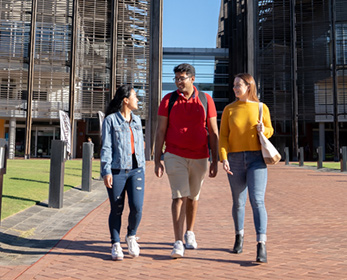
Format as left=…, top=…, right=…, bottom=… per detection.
left=284, top=147, right=289, bottom=165
left=341, top=146, right=347, bottom=172
left=82, top=142, right=93, bottom=192
left=0, top=143, right=8, bottom=223
left=317, top=146, right=323, bottom=169
left=299, top=147, right=304, bottom=166
left=49, top=140, right=67, bottom=208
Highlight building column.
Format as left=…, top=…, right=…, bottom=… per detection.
left=330, top=0, right=339, bottom=161
left=110, top=0, right=118, bottom=99
left=8, top=118, right=16, bottom=159
left=33, top=127, right=38, bottom=157
left=319, top=122, right=325, bottom=161
left=24, top=0, right=38, bottom=159
left=145, top=0, right=163, bottom=160
left=71, top=119, right=77, bottom=158
left=290, top=0, right=299, bottom=161
left=247, top=0, right=256, bottom=77
left=68, top=0, right=78, bottom=159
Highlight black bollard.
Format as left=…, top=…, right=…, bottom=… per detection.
left=299, top=147, right=304, bottom=167
left=0, top=143, right=8, bottom=223
left=317, top=146, right=323, bottom=169
left=284, top=147, right=289, bottom=165
left=341, top=147, right=347, bottom=172
left=49, top=140, right=66, bottom=208
left=82, top=142, right=93, bottom=192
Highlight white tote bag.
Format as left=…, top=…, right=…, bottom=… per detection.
left=258, top=103, right=281, bottom=165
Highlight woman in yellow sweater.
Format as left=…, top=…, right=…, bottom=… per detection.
left=219, top=73, right=274, bottom=263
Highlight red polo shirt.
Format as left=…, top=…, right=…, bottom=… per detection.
left=158, top=87, right=217, bottom=159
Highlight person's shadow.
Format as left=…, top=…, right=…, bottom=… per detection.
left=127, top=241, right=259, bottom=266
left=0, top=232, right=110, bottom=261
left=0, top=233, right=261, bottom=265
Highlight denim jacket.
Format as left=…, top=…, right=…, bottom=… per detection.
left=101, top=111, right=145, bottom=177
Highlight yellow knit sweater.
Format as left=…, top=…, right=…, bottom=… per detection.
left=219, top=101, right=274, bottom=161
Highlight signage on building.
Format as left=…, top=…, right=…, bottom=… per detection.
left=98, top=111, right=105, bottom=135
left=59, top=110, right=71, bottom=153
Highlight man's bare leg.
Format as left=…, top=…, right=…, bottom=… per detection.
left=184, top=198, right=199, bottom=249
left=186, top=198, right=198, bottom=231
left=172, top=197, right=187, bottom=241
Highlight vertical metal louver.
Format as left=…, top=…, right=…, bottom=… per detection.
left=0, top=0, right=73, bottom=119
left=77, top=0, right=110, bottom=119
left=257, top=0, right=347, bottom=123
left=0, top=0, right=31, bottom=117
left=258, top=0, right=293, bottom=123
left=34, top=0, right=73, bottom=118
left=0, top=0, right=151, bottom=120
left=116, top=0, right=150, bottom=119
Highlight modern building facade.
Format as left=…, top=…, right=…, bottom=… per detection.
left=162, top=47, right=229, bottom=122
left=0, top=0, right=151, bottom=158
left=218, top=0, right=347, bottom=161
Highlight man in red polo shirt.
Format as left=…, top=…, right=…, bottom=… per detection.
left=154, top=63, right=219, bottom=258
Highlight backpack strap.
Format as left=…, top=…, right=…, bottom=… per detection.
left=168, top=89, right=208, bottom=118
left=258, top=102, right=263, bottom=123
left=198, top=91, right=208, bottom=119
left=168, top=91, right=179, bottom=117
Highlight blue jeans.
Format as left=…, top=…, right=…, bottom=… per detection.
left=227, top=151, right=268, bottom=242
left=106, top=167, right=145, bottom=244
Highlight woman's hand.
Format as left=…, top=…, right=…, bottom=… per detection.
left=103, top=174, right=113, bottom=188
left=257, top=120, right=264, bottom=133
left=222, top=160, right=233, bottom=175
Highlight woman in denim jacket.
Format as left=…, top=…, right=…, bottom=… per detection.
left=101, top=85, right=145, bottom=261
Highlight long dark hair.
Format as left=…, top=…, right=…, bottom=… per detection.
left=105, top=84, right=133, bottom=117
left=234, top=73, right=259, bottom=102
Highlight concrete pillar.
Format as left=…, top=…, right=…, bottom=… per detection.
left=8, top=118, right=16, bottom=159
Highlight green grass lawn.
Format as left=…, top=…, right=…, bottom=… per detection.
left=290, top=161, right=341, bottom=170
left=1, top=159, right=101, bottom=220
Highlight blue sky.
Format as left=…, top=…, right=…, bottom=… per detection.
left=163, top=0, right=221, bottom=48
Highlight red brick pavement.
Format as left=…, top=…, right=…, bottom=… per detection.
left=2, top=162, right=347, bottom=279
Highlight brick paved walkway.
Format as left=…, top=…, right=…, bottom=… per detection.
left=1, top=162, right=347, bottom=279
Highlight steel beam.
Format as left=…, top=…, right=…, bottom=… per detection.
left=330, top=0, right=339, bottom=161
left=290, top=0, right=299, bottom=161
left=68, top=0, right=78, bottom=158
left=24, top=0, right=38, bottom=159
left=110, top=0, right=118, bottom=99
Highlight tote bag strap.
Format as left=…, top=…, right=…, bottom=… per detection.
left=258, top=102, right=263, bottom=123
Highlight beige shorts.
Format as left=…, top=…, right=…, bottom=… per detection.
left=164, top=152, right=208, bottom=200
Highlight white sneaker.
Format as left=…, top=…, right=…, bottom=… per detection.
left=171, top=240, right=185, bottom=258
left=125, top=235, right=140, bottom=257
left=111, top=242, right=124, bottom=261
left=184, top=231, right=198, bottom=249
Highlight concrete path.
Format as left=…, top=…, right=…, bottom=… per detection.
left=0, top=162, right=346, bottom=279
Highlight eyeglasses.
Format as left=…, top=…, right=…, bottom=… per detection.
left=173, top=76, right=190, bottom=82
